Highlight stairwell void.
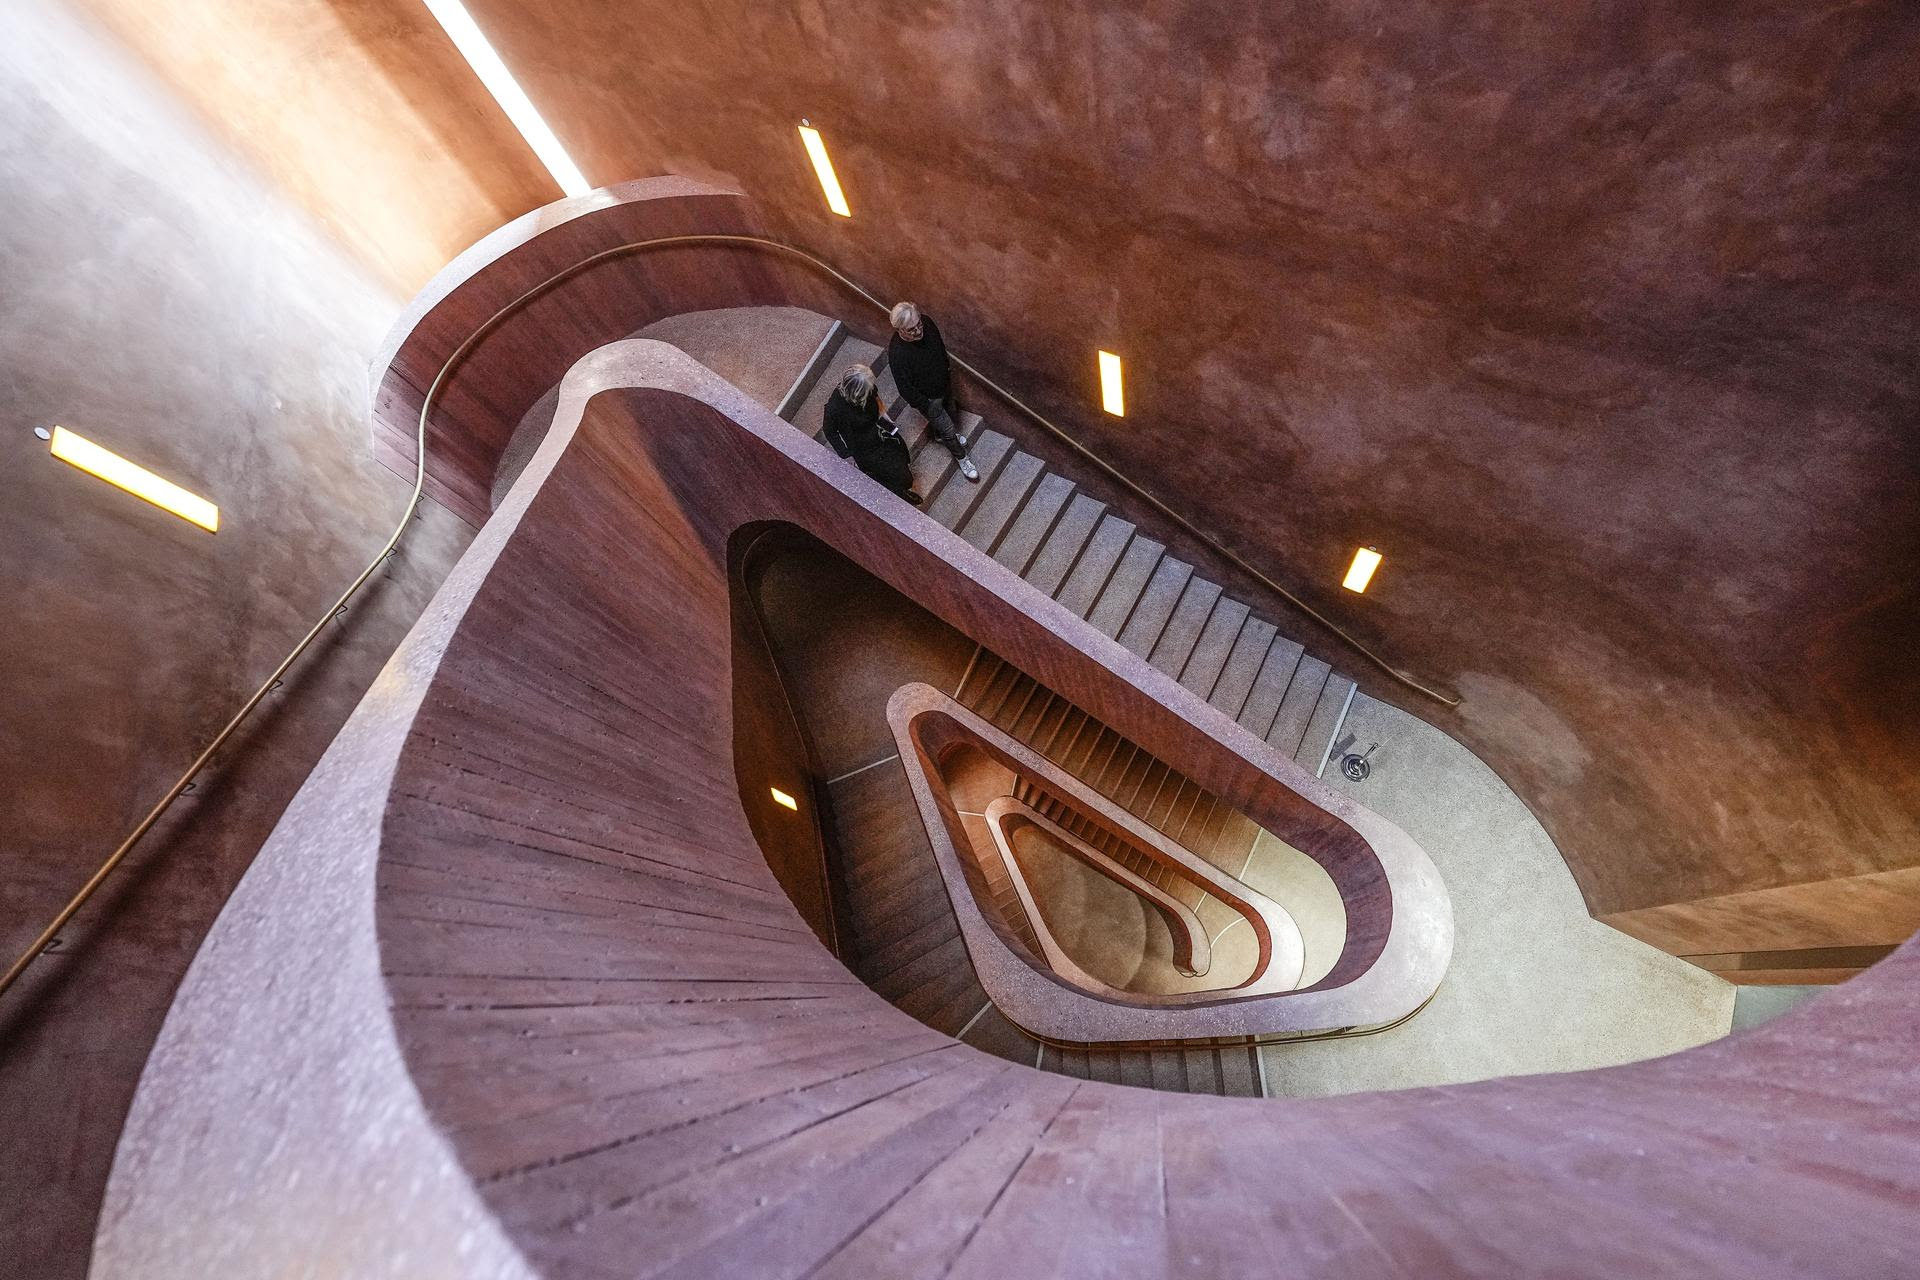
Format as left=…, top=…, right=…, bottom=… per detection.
left=92, top=178, right=1920, bottom=1280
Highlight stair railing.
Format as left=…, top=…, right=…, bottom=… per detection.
left=1, top=232, right=1456, bottom=1004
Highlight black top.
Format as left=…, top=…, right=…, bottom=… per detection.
left=886, top=313, right=952, bottom=411
left=822, top=389, right=912, bottom=492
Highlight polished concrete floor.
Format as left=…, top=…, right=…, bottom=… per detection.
left=1258, top=692, right=1733, bottom=1096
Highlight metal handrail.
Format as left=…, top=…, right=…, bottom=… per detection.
left=1, top=231, right=1455, bottom=1003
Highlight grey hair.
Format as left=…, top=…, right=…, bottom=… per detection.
left=838, top=363, right=877, bottom=406
left=889, top=301, right=920, bottom=333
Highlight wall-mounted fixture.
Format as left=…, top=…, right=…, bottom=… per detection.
left=1342, top=546, right=1382, bottom=593
left=47, top=427, right=219, bottom=532
left=1098, top=350, right=1125, bottom=416
left=1340, top=742, right=1380, bottom=783
left=421, top=0, right=590, bottom=198
left=797, top=122, right=851, bottom=218
left=770, top=786, right=800, bottom=811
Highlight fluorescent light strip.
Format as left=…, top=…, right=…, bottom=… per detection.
left=421, top=0, right=590, bottom=198
left=770, top=787, right=800, bottom=811
left=49, top=427, right=219, bottom=532
left=1098, top=350, right=1125, bottom=416
left=798, top=124, right=851, bottom=217
left=1343, top=546, right=1382, bottom=593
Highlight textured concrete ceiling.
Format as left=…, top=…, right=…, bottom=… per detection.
left=83, top=0, right=1920, bottom=949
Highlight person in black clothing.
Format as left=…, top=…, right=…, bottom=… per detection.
left=821, top=364, right=922, bottom=505
left=886, top=302, right=980, bottom=483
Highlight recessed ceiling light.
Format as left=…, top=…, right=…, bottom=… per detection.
left=797, top=123, right=851, bottom=218
left=770, top=787, right=800, bottom=811
left=421, top=0, right=590, bottom=198
left=48, top=426, right=219, bottom=532
left=1098, top=350, right=1125, bottom=416
left=1343, top=547, right=1382, bottom=593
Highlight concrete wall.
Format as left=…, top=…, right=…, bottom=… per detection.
left=0, top=2, right=471, bottom=1274
left=459, top=0, right=1920, bottom=952
left=65, top=0, right=1918, bottom=957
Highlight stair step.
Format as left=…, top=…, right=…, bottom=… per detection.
left=1148, top=577, right=1225, bottom=678
left=990, top=472, right=1075, bottom=575
left=1023, top=494, right=1107, bottom=595
left=1114, top=556, right=1194, bottom=659
left=776, top=321, right=846, bottom=421
left=1179, top=597, right=1250, bottom=697
left=956, top=451, right=1046, bottom=554
left=1208, top=618, right=1278, bottom=722
left=1296, top=675, right=1357, bottom=774
left=1182, top=1048, right=1222, bottom=1095
left=909, top=411, right=985, bottom=500
left=1235, top=635, right=1305, bottom=739
left=927, top=429, right=1014, bottom=528
left=1055, top=515, right=1137, bottom=616
left=1218, top=1046, right=1263, bottom=1097
left=1084, top=535, right=1166, bottom=638
left=962, top=1004, right=1042, bottom=1066
left=921, top=976, right=990, bottom=1037
left=1266, top=655, right=1333, bottom=757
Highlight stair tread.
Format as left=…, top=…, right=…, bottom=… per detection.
left=1177, top=596, right=1249, bottom=696
left=1148, top=577, right=1225, bottom=677
left=957, top=451, right=1047, bottom=553
left=1208, top=618, right=1278, bottom=721
left=777, top=321, right=845, bottom=421
left=1084, top=535, right=1166, bottom=638
left=909, top=411, right=985, bottom=499
left=1265, top=654, right=1333, bottom=756
left=1235, top=635, right=1305, bottom=739
left=1115, top=556, right=1195, bottom=658
left=961, top=1004, right=1041, bottom=1066
left=1182, top=1047, right=1222, bottom=1095
left=1295, top=674, right=1356, bottom=773
left=1218, top=1046, right=1262, bottom=1097
left=1055, top=515, right=1137, bottom=616
left=1023, top=494, right=1107, bottom=595
left=927, top=429, right=1014, bottom=528
left=992, top=473, right=1076, bottom=575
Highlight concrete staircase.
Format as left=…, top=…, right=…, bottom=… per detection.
left=781, top=322, right=1359, bottom=779
left=775, top=323, right=1368, bottom=1098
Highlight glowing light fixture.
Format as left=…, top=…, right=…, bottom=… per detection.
left=1343, top=546, right=1383, bottom=594
left=798, top=123, right=851, bottom=217
left=770, top=787, right=800, bottom=811
left=1097, top=350, right=1125, bottom=416
left=48, top=427, right=219, bottom=532
left=421, top=0, right=590, bottom=198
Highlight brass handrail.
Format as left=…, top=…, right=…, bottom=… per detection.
left=1, top=230, right=1455, bottom=1003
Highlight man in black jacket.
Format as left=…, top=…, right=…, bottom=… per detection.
left=886, top=302, right=979, bottom=483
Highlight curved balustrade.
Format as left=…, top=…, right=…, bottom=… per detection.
left=985, top=796, right=1215, bottom=980
left=891, top=683, right=1335, bottom=1036
left=95, top=180, right=1920, bottom=1279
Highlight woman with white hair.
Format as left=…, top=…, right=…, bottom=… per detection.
left=821, top=363, right=921, bottom=505
left=887, top=301, right=979, bottom=483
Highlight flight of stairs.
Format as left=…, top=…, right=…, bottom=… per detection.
left=960, top=656, right=1265, bottom=900
left=780, top=321, right=1359, bottom=779
left=782, top=320, right=1363, bottom=1098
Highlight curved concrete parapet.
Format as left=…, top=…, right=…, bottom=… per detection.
left=98, top=183, right=1920, bottom=1278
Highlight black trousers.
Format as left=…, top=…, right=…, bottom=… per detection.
left=920, top=395, right=969, bottom=460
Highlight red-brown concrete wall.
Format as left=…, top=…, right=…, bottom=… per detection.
left=0, top=4, right=472, bottom=1273
left=446, top=0, right=1920, bottom=948
left=79, top=0, right=1919, bottom=952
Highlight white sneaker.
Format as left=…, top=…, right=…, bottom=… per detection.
left=958, top=456, right=980, bottom=482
